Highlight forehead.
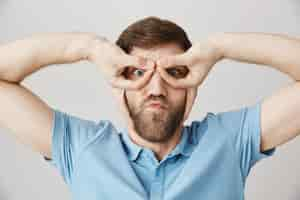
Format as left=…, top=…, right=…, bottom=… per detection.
left=130, top=43, right=184, bottom=60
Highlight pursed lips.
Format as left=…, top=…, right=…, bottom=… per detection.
left=145, top=101, right=167, bottom=109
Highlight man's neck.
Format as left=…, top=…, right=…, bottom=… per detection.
left=127, top=125, right=184, bottom=162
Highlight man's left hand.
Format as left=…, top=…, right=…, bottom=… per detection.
left=156, top=40, right=223, bottom=89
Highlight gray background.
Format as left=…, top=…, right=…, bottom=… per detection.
left=0, top=0, right=299, bottom=199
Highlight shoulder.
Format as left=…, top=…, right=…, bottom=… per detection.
left=52, top=108, right=119, bottom=147
left=186, top=104, right=256, bottom=143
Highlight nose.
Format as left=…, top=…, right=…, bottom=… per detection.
left=145, top=69, right=167, bottom=97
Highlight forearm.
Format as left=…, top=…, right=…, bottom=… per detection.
left=210, top=32, right=300, bottom=81
left=0, top=32, right=97, bottom=83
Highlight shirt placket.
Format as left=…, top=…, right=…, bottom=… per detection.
left=148, top=154, right=165, bottom=200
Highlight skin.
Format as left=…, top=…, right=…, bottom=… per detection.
left=124, top=43, right=188, bottom=161
left=157, top=33, right=300, bottom=152
left=0, top=31, right=300, bottom=165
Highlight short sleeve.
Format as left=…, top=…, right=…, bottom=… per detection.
left=215, top=100, right=276, bottom=179
left=43, top=108, right=111, bottom=184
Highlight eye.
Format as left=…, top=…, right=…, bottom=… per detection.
left=133, top=68, right=145, bottom=77
left=122, top=67, right=146, bottom=80
left=165, top=66, right=189, bottom=79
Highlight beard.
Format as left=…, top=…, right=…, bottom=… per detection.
left=126, top=94, right=186, bottom=143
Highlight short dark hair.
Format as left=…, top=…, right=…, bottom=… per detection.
left=116, top=16, right=192, bottom=53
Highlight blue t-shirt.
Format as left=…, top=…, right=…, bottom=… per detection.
left=45, top=100, right=276, bottom=200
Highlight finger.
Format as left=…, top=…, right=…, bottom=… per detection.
left=170, top=78, right=195, bottom=89
left=117, top=69, right=154, bottom=90
left=156, top=66, right=181, bottom=87
left=127, top=69, right=154, bottom=89
left=177, top=75, right=201, bottom=88
left=156, top=66, right=189, bottom=88
left=144, top=59, right=155, bottom=70
left=157, top=66, right=197, bottom=89
left=177, top=71, right=205, bottom=88
left=115, top=56, right=153, bottom=77
left=110, top=69, right=154, bottom=90
left=156, top=54, right=188, bottom=69
left=119, top=55, right=148, bottom=69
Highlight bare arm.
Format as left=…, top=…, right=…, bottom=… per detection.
left=210, top=32, right=300, bottom=151
left=0, top=32, right=97, bottom=159
left=0, top=32, right=97, bottom=83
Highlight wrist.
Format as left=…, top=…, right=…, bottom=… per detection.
left=64, top=32, right=99, bottom=62
left=207, top=33, right=227, bottom=62
left=86, top=35, right=108, bottom=62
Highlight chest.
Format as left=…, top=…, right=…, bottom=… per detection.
left=68, top=136, right=244, bottom=200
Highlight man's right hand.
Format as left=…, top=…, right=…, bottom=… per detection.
left=0, top=32, right=155, bottom=160
left=88, top=37, right=155, bottom=90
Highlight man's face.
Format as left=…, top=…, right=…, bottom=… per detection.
left=124, top=43, right=187, bottom=143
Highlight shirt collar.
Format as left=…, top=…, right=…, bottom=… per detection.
left=120, top=128, right=143, bottom=161
left=120, top=125, right=195, bottom=162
